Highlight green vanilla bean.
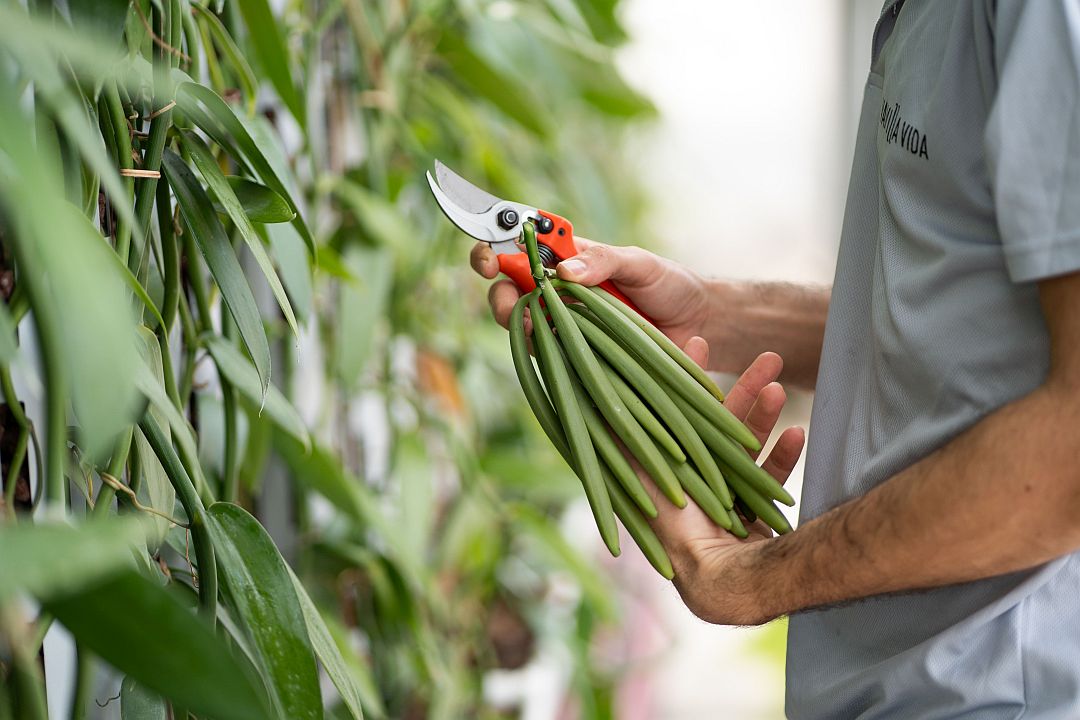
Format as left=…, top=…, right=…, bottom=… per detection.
left=541, top=281, right=686, bottom=507
left=529, top=293, right=620, bottom=556
left=508, top=306, right=672, bottom=577
left=597, top=356, right=686, bottom=462
left=593, top=285, right=728, bottom=403
left=556, top=280, right=761, bottom=452
left=568, top=305, right=733, bottom=508
left=139, top=413, right=218, bottom=621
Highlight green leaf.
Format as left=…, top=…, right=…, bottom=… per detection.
left=569, top=0, right=627, bottom=45
left=435, top=32, right=547, bottom=137
left=133, top=328, right=177, bottom=549
left=0, top=519, right=144, bottom=602
left=192, top=4, right=259, bottom=112
left=233, top=0, right=306, bottom=129
left=175, top=81, right=315, bottom=257
left=288, top=566, right=374, bottom=720
left=3, top=25, right=136, bottom=234
left=0, top=301, right=18, bottom=366
left=335, top=245, right=392, bottom=389
left=120, top=676, right=167, bottom=720
left=162, top=148, right=272, bottom=395
left=46, top=570, right=270, bottom=720
left=68, top=0, right=130, bottom=44
left=272, top=431, right=373, bottom=525
left=204, top=334, right=309, bottom=448
left=183, top=132, right=299, bottom=338
left=225, top=177, right=295, bottom=223
left=206, top=502, right=323, bottom=720
left=265, top=222, right=312, bottom=323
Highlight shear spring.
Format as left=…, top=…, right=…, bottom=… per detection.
left=537, top=243, right=557, bottom=268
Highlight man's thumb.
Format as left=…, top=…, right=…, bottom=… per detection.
left=555, top=245, right=616, bottom=285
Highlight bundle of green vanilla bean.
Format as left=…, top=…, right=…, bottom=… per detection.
left=509, top=223, right=795, bottom=578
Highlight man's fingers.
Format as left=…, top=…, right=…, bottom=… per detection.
left=683, top=336, right=709, bottom=369
left=743, top=381, right=786, bottom=456
left=724, top=352, right=784, bottom=420
left=554, top=243, right=658, bottom=288
left=470, top=242, right=500, bottom=279
left=488, top=280, right=522, bottom=329
left=760, top=426, right=805, bottom=485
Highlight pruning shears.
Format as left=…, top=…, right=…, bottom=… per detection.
left=425, top=159, right=645, bottom=317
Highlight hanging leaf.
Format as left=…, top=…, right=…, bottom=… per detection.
left=68, top=0, right=131, bottom=44
left=435, top=32, right=548, bottom=137
left=174, top=81, right=315, bottom=257
left=0, top=519, right=144, bottom=602
left=192, top=4, right=259, bottom=112
left=334, top=244, right=393, bottom=389
left=233, top=0, right=306, bottom=129
left=265, top=222, right=312, bottom=323
left=183, top=132, right=299, bottom=338
left=120, top=676, right=168, bottom=720
left=223, top=177, right=295, bottom=223
left=46, top=570, right=270, bottom=720
left=204, top=334, right=309, bottom=448
left=288, top=565, right=377, bottom=720
left=271, top=431, right=374, bottom=525
left=206, top=502, right=323, bottom=720
left=0, top=301, right=18, bottom=366
left=162, top=148, right=272, bottom=394
left=133, top=328, right=177, bottom=549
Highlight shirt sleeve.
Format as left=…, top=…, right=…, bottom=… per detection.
left=985, top=0, right=1080, bottom=283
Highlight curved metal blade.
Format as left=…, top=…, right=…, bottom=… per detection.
left=426, top=161, right=538, bottom=248
left=426, top=171, right=501, bottom=242
left=434, top=159, right=501, bottom=214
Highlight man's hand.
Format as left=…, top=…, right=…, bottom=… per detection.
left=471, top=238, right=831, bottom=388
left=470, top=238, right=714, bottom=349
left=645, top=345, right=805, bottom=625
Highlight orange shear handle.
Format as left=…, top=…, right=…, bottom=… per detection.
left=497, top=210, right=652, bottom=324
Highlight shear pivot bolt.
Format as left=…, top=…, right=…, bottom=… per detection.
left=497, top=208, right=519, bottom=230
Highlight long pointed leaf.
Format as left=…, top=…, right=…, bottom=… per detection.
left=225, top=177, right=295, bottom=223
left=46, top=570, right=270, bottom=720
left=288, top=566, right=373, bottom=720
left=162, top=148, right=271, bottom=394
left=174, top=81, right=314, bottom=257
left=233, top=0, right=306, bottom=129
left=207, top=503, right=322, bottom=720
left=204, top=334, right=308, bottom=448
left=0, top=519, right=144, bottom=602
left=183, top=132, right=299, bottom=338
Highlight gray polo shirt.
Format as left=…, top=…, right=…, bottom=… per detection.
left=788, top=1, right=1080, bottom=717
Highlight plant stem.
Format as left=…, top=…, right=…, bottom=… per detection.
left=128, top=1, right=175, bottom=275
left=103, top=81, right=134, bottom=264
left=9, top=253, right=68, bottom=518
left=69, top=644, right=92, bottom=720
left=92, top=429, right=133, bottom=518
left=139, top=413, right=217, bottom=623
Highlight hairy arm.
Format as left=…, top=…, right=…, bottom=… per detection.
left=702, top=279, right=830, bottom=390
left=678, top=272, right=1080, bottom=625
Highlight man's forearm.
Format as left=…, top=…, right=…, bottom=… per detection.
left=735, top=378, right=1080, bottom=621
left=703, top=280, right=830, bottom=390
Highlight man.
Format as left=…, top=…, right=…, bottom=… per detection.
left=473, top=1, right=1080, bottom=716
